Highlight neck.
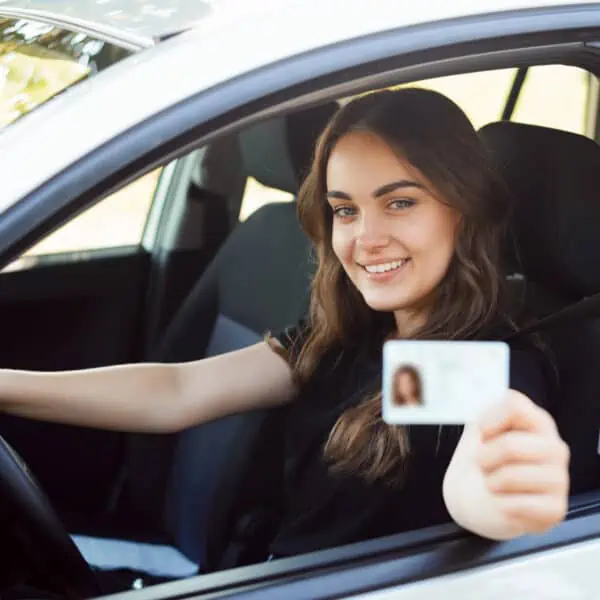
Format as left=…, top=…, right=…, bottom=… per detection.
left=393, top=308, right=428, bottom=338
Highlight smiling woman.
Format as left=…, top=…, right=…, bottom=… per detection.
left=325, top=129, right=460, bottom=334
left=0, top=0, right=597, bottom=595
left=0, top=86, right=570, bottom=564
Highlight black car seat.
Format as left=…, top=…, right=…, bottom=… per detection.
left=479, top=121, right=600, bottom=495
left=71, top=103, right=338, bottom=578
left=159, top=103, right=338, bottom=571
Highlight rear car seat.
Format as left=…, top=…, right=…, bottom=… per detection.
left=480, top=121, right=600, bottom=495
left=72, top=103, right=337, bottom=577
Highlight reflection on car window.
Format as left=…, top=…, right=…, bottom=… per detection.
left=0, top=17, right=131, bottom=129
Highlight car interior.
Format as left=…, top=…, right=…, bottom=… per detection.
left=1, top=60, right=600, bottom=598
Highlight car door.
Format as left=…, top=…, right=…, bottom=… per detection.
left=0, top=13, right=161, bottom=521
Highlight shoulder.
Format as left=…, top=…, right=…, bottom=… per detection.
left=275, top=318, right=312, bottom=363
left=273, top=318, right=368, bottom=397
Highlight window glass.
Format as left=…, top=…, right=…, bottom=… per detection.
left=0, top=17, right=131, bottom=129
left=239, top=177, right=293, bottom=222
left=3, top=168, right=162, bottom=272
left=399, top=65, right=589, bottom=135
left=237, top=65, right=591, bottom=222
left=510, top=65, right=589, bottom=134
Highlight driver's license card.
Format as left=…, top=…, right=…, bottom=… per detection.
left=382, top=340, right=509, bottom=424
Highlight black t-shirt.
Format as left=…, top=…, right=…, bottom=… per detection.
left=268, top=325, right=551, bottom=557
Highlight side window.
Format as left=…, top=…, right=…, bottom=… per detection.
left=1, top=18, right=145, bottom=272
left=4, top=168, right=162, bottom=272
left=509, top=65, right=591, bottom=134
left=0, top=17, right=130, bottom=129
left=400, top=65, right=591, bottom=135
left=223, top=65, right=594, bottom=223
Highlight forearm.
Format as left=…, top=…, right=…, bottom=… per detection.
left=0, top=363, right=183, bottom=433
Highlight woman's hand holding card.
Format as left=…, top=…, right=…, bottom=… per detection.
left=443, top=390, right=570, bottom=540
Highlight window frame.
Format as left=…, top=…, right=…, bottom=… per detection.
left=101, top=510, right=600, bottom=600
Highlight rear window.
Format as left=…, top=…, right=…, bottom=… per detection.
left=0, top=17, right=132, bottom=129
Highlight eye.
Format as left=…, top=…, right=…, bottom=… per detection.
left=332, top=206, right=357, bottom=219
left=389, top=198, right=416, bottom=210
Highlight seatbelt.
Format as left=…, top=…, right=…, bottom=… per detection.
left=506, top=290, right=600, bottom=340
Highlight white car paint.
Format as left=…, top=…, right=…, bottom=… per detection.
left=354, top=537, right=600, bottom=600
left=0, top=0, right=598, bottom=215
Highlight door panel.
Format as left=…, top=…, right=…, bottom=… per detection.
left=0, top=247, right=150, bottom=519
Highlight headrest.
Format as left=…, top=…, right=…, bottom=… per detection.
left=239, top=102, right=338, bottom=194
left=479, top=121, right=600, bottom=298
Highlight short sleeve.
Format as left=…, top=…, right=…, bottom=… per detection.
left=274, top=318, right=311, bottom=365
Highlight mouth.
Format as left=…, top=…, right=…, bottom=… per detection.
left=359, top=258, right=411, bottom=274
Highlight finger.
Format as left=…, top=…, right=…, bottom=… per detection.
left=486, top=464, right=568, bottom=494
left=479, top=431, right=569, bottom=473
left=496, top=493, right=568, bottom=534
left=479, top=390, right=557, bottom=441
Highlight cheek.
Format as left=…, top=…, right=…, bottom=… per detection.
left=331, top=226, right=352, bottom=264
left=416, top=206, right=459, bottom=262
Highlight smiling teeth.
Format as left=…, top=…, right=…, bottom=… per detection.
left=364, top=259, right=407, bottom=274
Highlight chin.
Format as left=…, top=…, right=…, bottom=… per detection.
left=361, top=292, right=415, bottom=313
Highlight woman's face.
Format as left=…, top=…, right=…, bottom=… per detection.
left=326, top=131, right=460, bottom=334
left=396, top=371, right=420, bottom=405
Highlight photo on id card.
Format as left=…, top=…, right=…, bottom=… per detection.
left=382, top=340, right=509, bottom=425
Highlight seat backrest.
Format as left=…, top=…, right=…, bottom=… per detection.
left=479, top=121, right=600, bottom=494
left=119, top=103, right=337, bottom=570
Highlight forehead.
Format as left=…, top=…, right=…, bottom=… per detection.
left=326, top=131, right=421, bottom=191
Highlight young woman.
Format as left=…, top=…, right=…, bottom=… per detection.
left=392, top=366, right=422, bottom=406
left=0, top=89, right=569, bottom=557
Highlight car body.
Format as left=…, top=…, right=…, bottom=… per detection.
left=1, top=0, right=600, bottom=598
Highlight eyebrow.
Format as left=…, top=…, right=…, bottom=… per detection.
left=326, top=179, right=426, bottom=201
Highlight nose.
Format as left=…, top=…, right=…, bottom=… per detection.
left=356, top=212, right=391, bottom=251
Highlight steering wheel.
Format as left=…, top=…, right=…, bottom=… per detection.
left=0, top=434, right=100, bottom=598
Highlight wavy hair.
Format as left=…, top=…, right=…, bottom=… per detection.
left=272, top=88, right=514, bottom=485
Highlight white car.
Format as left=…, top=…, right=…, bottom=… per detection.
left=0, top=1, right=599, bottom=598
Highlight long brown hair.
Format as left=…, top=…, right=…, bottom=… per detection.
left=280, top=88, right=514, bottom=485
